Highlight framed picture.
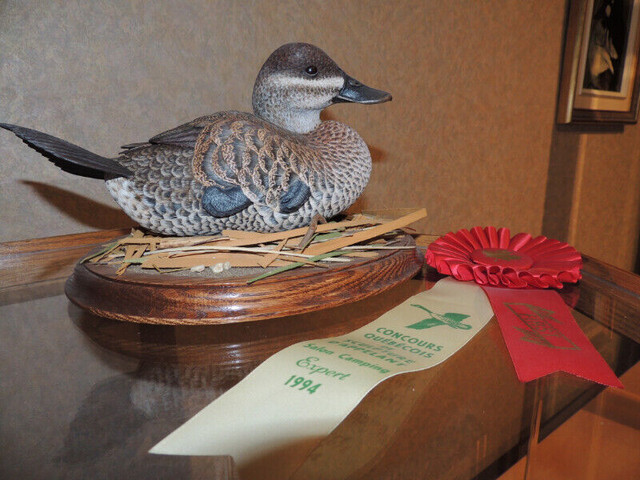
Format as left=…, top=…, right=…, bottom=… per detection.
left=557, top=0, right=640, bottom=124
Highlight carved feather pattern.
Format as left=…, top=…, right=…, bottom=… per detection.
left=2, top=43, right=385, bottom=236
left=104, top=114, right=371, bottom=236
left=192, top=115, right=317, bottom=210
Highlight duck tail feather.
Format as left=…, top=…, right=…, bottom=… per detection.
left=0, top=123, right=132, bottom=179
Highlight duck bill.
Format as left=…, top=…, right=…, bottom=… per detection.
left=334, top=73, right=392, bottom=104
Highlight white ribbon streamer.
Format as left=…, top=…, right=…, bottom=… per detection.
left=151, top=278, right=494, bottom=477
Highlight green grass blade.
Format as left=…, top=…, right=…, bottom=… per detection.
left=246, top=250, right=351, bottom=284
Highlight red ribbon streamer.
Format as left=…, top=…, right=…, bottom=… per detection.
left=426, top=227, right=622, bottom=388
left=481, top=286, right=623, bottom=388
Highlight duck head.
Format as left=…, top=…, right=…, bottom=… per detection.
left=252, top=43, right=391, bottom=134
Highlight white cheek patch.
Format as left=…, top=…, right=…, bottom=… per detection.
left=269, top=73, right=345, bottom=91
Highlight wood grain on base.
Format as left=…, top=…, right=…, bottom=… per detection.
left=65, top=235, right=423, bottom=325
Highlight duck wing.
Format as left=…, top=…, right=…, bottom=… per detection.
left=119, top=112, right=248, bottom=151
left=147, top=114, right=227, bottom=148
left=193, top=116, right=312, bottom=218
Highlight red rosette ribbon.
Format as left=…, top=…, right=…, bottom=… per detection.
left=425, top=226, right=582, bottom=289
left=426, top=226, right=622, bottom=388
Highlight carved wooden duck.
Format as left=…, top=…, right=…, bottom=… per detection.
left=1, top=43, right=391, bottom=236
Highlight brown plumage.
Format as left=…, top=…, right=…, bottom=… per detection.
left=1, top=43, right=391, bottom=235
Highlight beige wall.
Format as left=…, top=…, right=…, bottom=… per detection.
left=1, top=1, right=639, bottom=269
left=544, top=125, right=640, bottom=270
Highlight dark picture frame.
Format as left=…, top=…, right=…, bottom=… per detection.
left=557, top=0, right=640, bottom=124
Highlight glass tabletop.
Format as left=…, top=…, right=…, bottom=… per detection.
left=1, top=233, right=639, bottom=480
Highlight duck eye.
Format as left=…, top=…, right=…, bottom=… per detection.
left=304, top=65, right=318, bottom=77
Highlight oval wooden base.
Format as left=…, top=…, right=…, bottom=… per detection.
left=65, top=235, right=423, bottom=325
